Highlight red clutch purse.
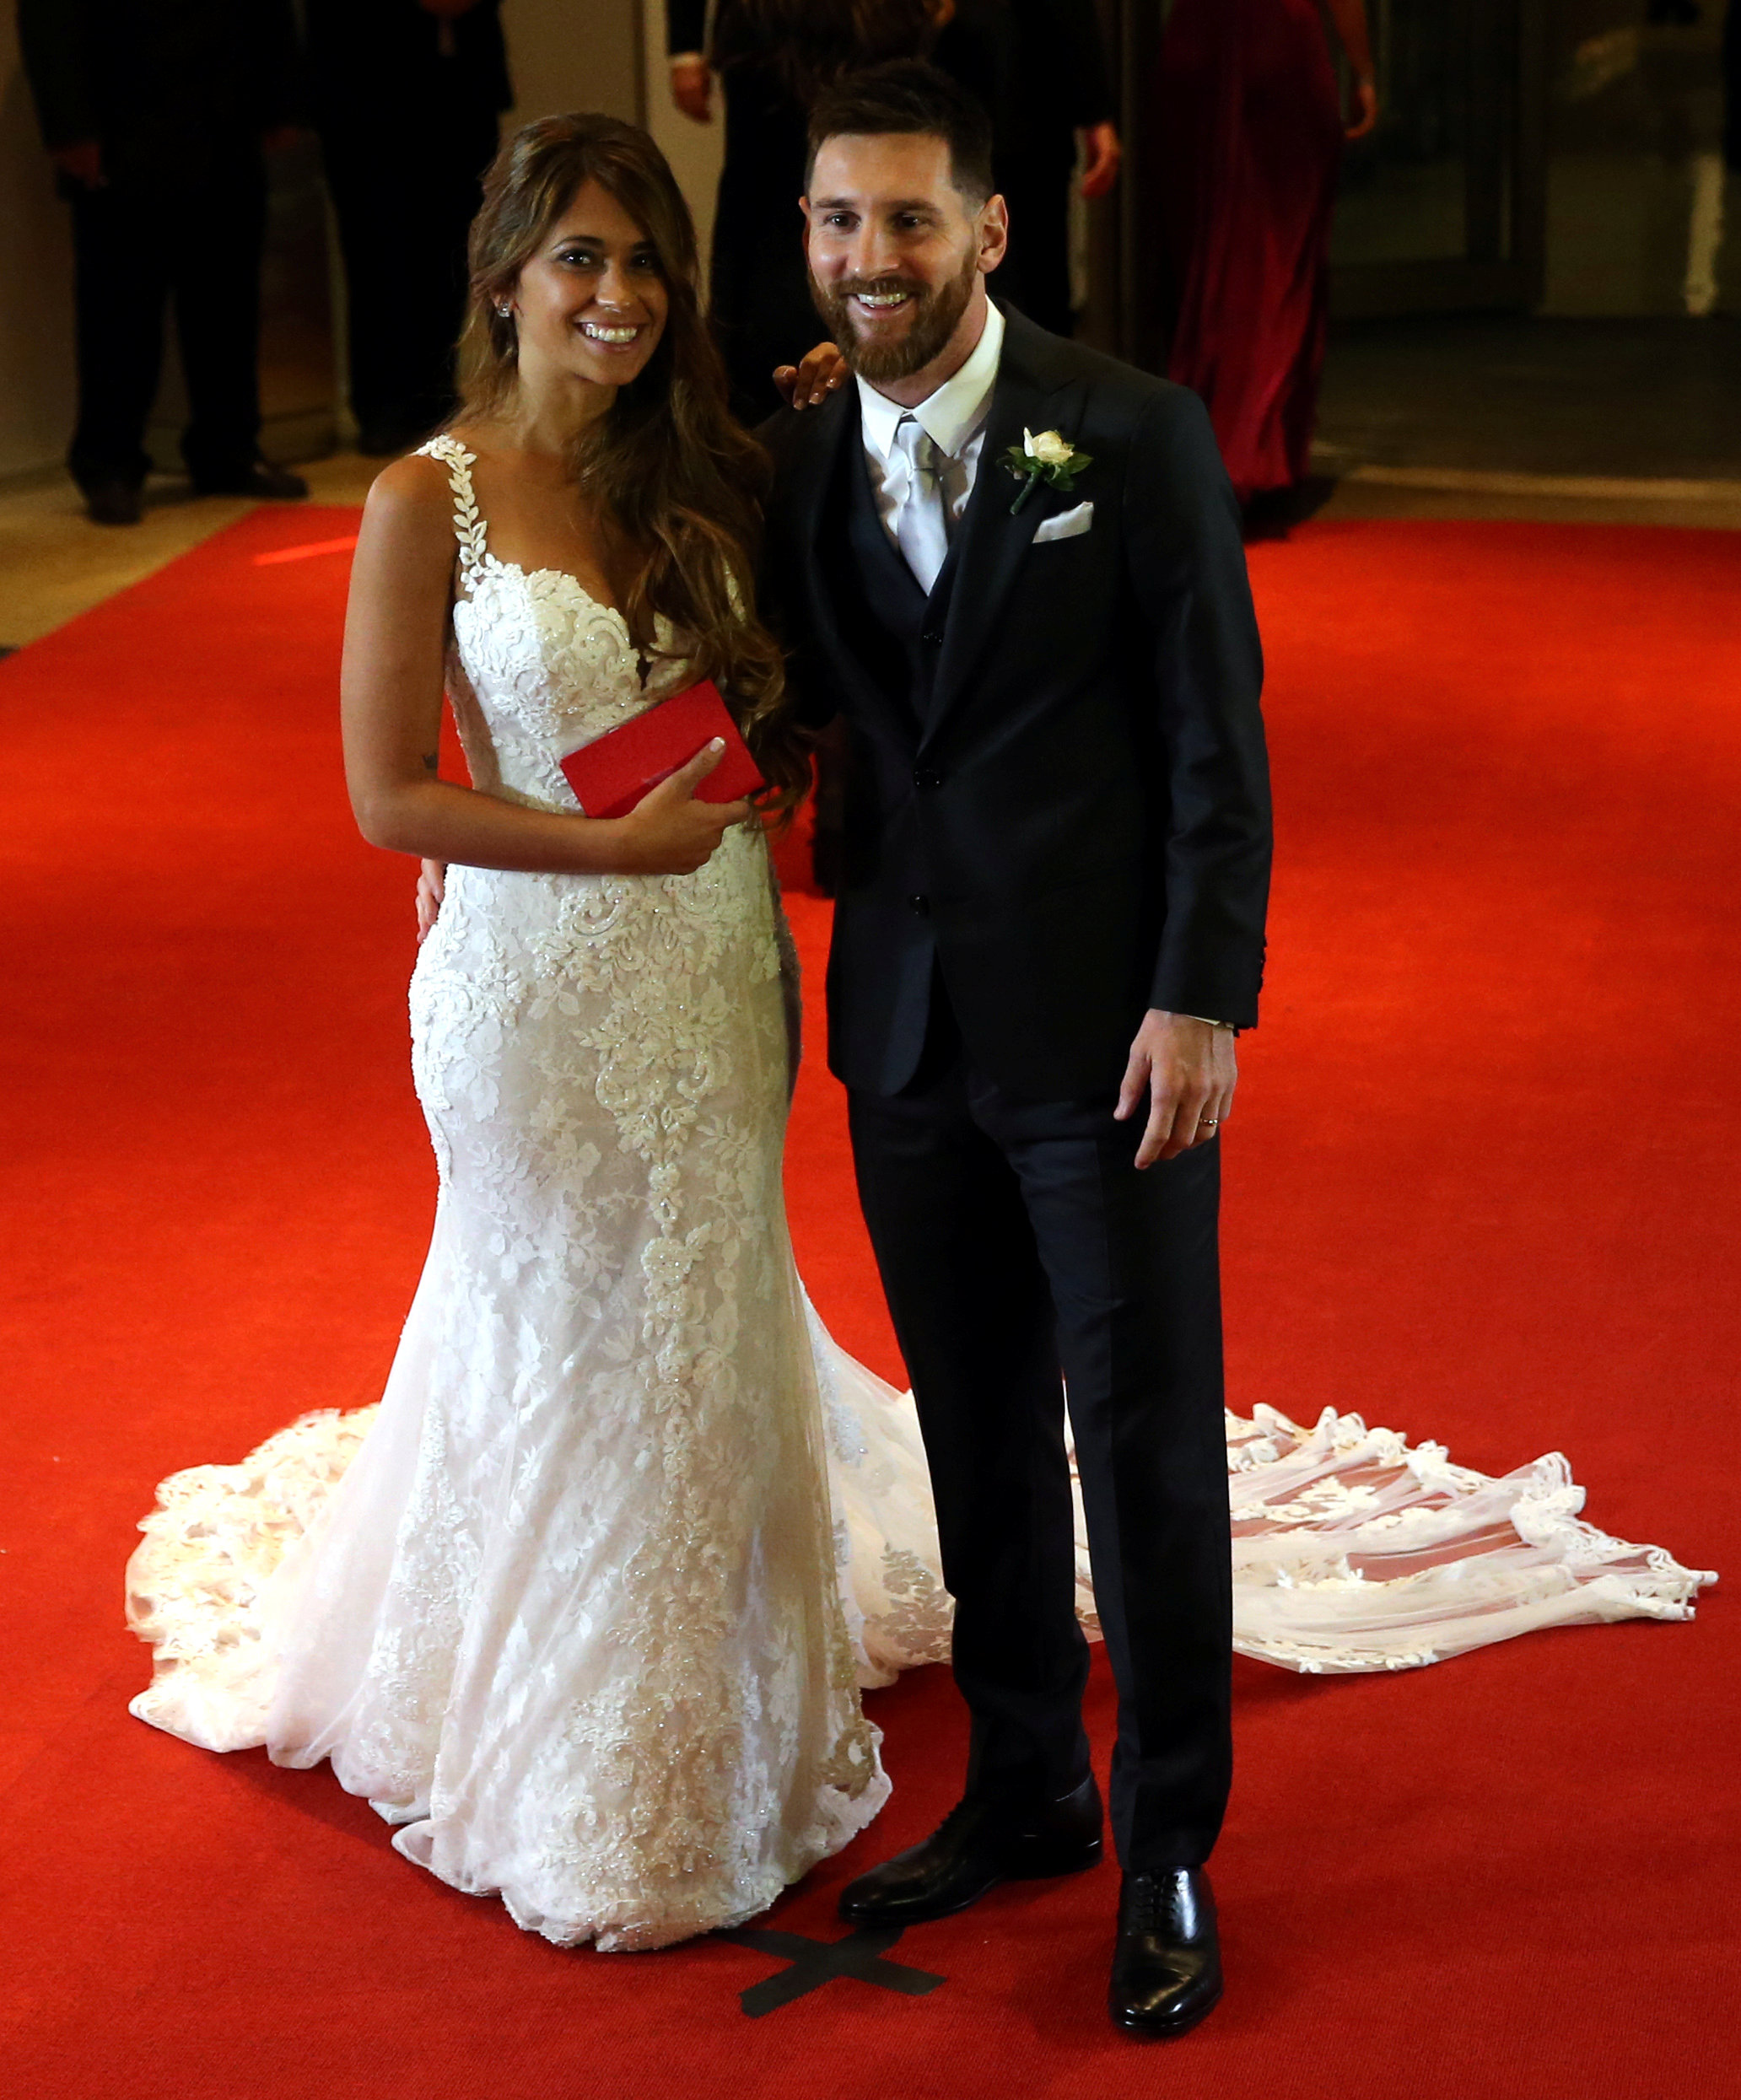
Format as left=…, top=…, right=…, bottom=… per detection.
left=558, top=679, right=766, bottom=820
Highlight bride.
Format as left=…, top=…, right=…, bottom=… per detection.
left=129, top=112, right=887, bottom=1952
left=127, top=110, right=1713, bottom=1957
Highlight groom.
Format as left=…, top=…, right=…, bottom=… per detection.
left=758, top=62, right=1270, bottom=2038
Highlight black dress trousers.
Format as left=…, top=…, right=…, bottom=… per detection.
left=66, top=151, right=267, bottom=492
left=846, top=989, right=1234, bottom=1875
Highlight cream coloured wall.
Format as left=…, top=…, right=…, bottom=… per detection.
left=640, top=3, right=724, bottom=282
left=505, top=0, right=643, bottom=130
left=0, top=14, right=77, bottom=480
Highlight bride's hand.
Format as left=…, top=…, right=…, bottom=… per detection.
left=416, top=859, right=446, bottom=943
left=773, top=342, right=849, bottom=411
left=612, top=742, right=752, bottom=875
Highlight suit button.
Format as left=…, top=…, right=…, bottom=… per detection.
left=913, top=767, right=943, bottom=790
left=919, top=628, right=945, bottom=646
left=907, top=893, right=930, bottom=916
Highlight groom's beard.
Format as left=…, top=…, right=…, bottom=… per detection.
left=808, top=249, right=981, bottom=385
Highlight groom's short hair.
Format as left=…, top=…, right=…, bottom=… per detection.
left=806, top=60, right=996, bottom=207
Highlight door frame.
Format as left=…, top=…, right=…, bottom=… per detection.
left=1330, top=0, right=1550, bottom=317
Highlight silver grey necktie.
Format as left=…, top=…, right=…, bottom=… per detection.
left=891, top=413, right=951, bottom=596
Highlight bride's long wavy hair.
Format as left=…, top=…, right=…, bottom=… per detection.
left=455, top=113, right=807, bottom=814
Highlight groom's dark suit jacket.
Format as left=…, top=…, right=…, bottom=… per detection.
left=758, top=306, right=1270, bottom=1101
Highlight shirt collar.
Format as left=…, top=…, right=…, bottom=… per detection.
left=856, top=299, right=1006, bottom=464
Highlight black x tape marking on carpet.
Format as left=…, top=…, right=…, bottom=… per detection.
left=716, top=1925, right=947, bottom=2017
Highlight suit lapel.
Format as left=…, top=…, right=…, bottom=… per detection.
left=924, top=319, right=1086, bottom=749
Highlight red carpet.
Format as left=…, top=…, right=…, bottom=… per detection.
left=2, top=508, right=1737, bottom=2096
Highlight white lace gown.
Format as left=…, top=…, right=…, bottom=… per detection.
left=127, top=441, right=1716, bottom=1947
left=125, top=438, right=887, bottom=1952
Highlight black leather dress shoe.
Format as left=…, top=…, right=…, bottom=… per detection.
left=1108, top=1868, right=1222, bottom=2038
left=84, top=479, right=143, bottom=527
left=190, top=462, right=309, bottom=501
left=838, top=1774, right=1102, bottom=1926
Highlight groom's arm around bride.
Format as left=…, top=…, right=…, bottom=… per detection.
left=755, top=59, right=1269, bottom=2039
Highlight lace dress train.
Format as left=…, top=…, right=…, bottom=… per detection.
left=131, top=1332, right=1715, bottom=1764
left=814, top=1340, right=1713, bottom=1680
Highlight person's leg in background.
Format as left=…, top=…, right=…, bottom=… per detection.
left=323, top=108, right=496, bottom=456
left=173, top=144, right=298, bottom=497
left=66, top=181, right=171, bottom=524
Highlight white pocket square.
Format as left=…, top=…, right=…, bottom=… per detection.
left=1032, top=500, right=1094, bottom=543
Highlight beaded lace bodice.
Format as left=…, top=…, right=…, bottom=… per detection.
left=422, top=434, right=693, bottom=816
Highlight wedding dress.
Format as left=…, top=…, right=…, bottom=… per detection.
left=126, top=441, right=1715, bottom=1946
left=125, top=437, right=887, bottom=1952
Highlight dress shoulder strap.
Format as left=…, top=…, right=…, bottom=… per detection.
left=416, top=434, right=489, bottom=587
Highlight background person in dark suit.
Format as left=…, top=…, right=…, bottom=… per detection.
left=306, top=0, right=512, bottom=456
left=932, top=0, right=1121, bottom=337
left=667, top=0, right=940, bottom=423
left=758, top=62, right=1269, bottom=2038
left=17, top=0, right=309, bottom=525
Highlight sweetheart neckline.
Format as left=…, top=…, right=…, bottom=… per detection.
left=425, top=435, right=638, bottom=638
left=480, top=555, right=631, bottom=633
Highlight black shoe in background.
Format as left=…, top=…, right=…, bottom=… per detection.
left=190, top=462, right=309, bottom=501
left=838, top=1773, right=1103, bottom=1926
left=84, top=479, right=143, bottom=527
left=1108, top=1867, right=1223, bottom=2038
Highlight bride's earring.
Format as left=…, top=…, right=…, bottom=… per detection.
left=497, top=304, right=513, bottom=320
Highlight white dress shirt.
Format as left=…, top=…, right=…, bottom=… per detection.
left=856, top=299, right=1006, bottom=578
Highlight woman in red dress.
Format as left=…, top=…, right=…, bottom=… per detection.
left=1155, top=0, right=1377, bottom=510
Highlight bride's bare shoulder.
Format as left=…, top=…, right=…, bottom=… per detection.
left=366, top=445, right=458, bottom=513
left=341, top=455, right=465, bottom=604
left=356, top=445, right=469, bottom=565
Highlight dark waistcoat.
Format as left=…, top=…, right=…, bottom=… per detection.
left=833, top=427, right=964, bottom=727
left=817, top=430, right=970, bottom=1089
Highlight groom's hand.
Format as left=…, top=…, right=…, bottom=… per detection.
left=1115, top=1011, right=1237, bottom=1168
left=670, top=56, right=713, bottom=122
left=773, top=342, right=849, bottom=411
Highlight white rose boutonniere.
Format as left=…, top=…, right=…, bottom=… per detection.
left=1001, top=427, right=1093, bottom=514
